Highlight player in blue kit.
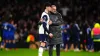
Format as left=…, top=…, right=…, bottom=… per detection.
left=61, top=23, right=70, bottom=51
left=72, top=21, right=80, bottom=51
left=8, top=20, right=16, bottom=49
left=2, top=21, right=10, bottom=50
left=86, top=25, right=94, bottom=52
left=2, top=20, right=16, bottom=50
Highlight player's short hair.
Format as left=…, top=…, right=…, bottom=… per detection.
left=44, top=2, right=51, bottom=8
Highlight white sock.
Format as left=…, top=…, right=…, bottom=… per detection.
left=38, top=47, right=44, bottom=56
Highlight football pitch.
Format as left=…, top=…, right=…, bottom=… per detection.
left=0, top=49, right=100, bottom=56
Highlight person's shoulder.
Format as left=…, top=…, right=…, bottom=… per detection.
left=42, top=12, right=48, bottom=16
left=8, top=24, right=13, bottom=27
left=56, top=12, right=62, bottom=17
left=56, top=12, right=61, bottom=15
left=42, top=12, right=49, bottom=18
left=3, top=22, right=8, bottom=26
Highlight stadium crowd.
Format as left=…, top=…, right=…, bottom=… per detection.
left=0, top=0, right=100, bottom=52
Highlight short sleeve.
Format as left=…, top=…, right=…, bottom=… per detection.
left=42, top=15, right=48, bottom=22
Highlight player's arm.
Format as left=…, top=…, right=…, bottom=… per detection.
left=75, top=24, right=80, bottom=31
left=42, top=15, right=50, bottom=34
left=2, top=23, right=8, bottom=30
left=38, top=18, right=43, bottom=25
left=12, top=25, right=16, bottom=31
left=43, top=22, right=50, bottom=34
left=42, top=15, right=53, bottom=37
left=86, top=28, right=88, bottom=35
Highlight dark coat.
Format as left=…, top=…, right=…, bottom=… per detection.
left=48, top=12, right=64, bottom=45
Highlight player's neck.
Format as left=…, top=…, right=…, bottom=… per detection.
left=45, top=9, right=48, bottom=14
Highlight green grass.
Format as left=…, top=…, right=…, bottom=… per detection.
left=0, top=49, right=100, bottom=56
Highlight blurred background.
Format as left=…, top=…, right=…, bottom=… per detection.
left=0, top=0, right=100, bottom=55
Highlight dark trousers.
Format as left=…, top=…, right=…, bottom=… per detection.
left=49, top=44, right=60, bottom=56
left=94, top=42, right=100, bottom=51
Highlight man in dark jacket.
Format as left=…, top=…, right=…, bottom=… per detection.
left=48, top=5, right=64, bottom=56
